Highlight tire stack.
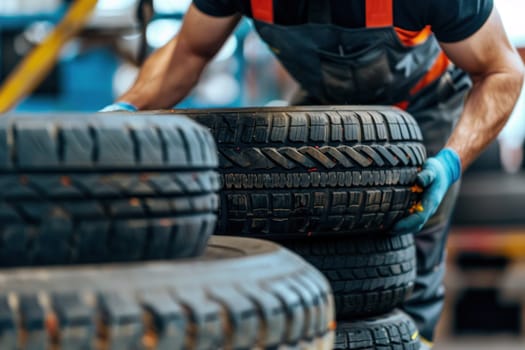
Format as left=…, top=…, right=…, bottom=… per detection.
left=0, top=114, right=335, bottom=349
left=187, top=106, right=425, bottom=349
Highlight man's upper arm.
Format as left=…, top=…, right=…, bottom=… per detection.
left=176, top=4, right=241, bottom=60
left=439, top=7, right=522, bottom=78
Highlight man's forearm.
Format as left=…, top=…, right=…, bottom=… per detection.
left=446, top=67, right=524, bottom=170
left=116, top=5, right=241, bottom=111
left=440, top=8, right=525, bottom=171
left=118, top=37, right=206, bottom=110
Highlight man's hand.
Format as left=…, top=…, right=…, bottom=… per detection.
left=393, top=148, right=462, bottom=234
left=99, top=101, right=138, bottom=112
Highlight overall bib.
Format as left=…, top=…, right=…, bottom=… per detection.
left=250, top=0, right=472, bottom=342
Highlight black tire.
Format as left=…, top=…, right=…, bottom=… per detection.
left=0, top=236, right=334, bottom=350
left=281, top=234, right=416, bottom=318
left=180, top=106, right=426, bottom=238
left=0, top=114, right=220, bottom=266
left=335, top=310, right=421, bottom=349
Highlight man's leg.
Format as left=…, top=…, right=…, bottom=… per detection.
left=401, top=182, right=460, bottom=345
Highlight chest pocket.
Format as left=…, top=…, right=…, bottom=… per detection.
left=317, top=44, right=395, bottom=104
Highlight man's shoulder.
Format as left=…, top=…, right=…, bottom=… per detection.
left=425, top=0, right=494, bottom=43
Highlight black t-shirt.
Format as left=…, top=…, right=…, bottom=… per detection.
left=193, top=0, right=493, bottom=43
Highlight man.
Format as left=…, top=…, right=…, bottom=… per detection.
left=103, top=0, right=524, bottom=346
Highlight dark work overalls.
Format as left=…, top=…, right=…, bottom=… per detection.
left=249, top=0, right=472, bottom=344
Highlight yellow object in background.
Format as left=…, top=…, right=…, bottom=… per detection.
left=0, top=0, right=98, bottom=113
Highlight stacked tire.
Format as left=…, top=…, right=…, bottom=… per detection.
left=0, top=114, right=335, bottom=349
left=186, top=106, right=425, bottom=349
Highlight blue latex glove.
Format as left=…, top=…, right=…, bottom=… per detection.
left=99, top=101, right=138, bottom=112
left=392, top=148, right=462, bottom=234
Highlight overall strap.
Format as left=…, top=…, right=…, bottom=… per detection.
left=307, top=0, right=332, bottom=24
left=250, top=0, right=273, bottom=23
left=366, top=0, right=393, bottom=28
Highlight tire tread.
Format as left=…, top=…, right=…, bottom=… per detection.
left=185, top=107, right=425, bottom=237
left=0, top=237, right=334, bottom=350
left=334, top=310, right=421, bottom=349
left=0, top=115, right=220, bottom=266
left=283, top=234, right=416, bottom=317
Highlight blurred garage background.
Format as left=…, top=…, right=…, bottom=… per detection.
left=2, top=0, right=525, bottom=348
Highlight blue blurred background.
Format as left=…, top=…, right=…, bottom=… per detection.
left=2, top=1, right=525, bottom=349
left=4, top=0, right=295, bottom=112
